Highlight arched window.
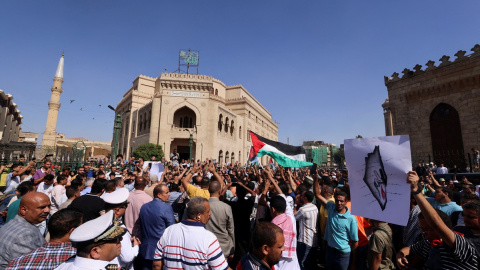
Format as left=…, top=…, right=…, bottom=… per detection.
left=143, top=112, right=147, bottom=130
left=239, top=126, right=242, bottom=139
left=230, top=120, right=234, bottom=134
left=218, top=150, right=223, bottom=164
left=225, top=117, right=229, bottom=132
left=138, top=116, right=143, bottom=132
left=225, top=151, right=229, bottom=164
left=132, top=121, right=136, bottom=135
left=218, top=114, right=223, bottom=131
left=174, top=106, right=196, bottom=128
left=231, top=152, right=235, bottom=163
left=215, top=89, right=218, bottom=95
left=247, top=130, right=251, bottom=141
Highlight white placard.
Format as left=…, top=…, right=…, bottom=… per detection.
left=171, top=91, right=201, bottom=98
left=143, top=161, right=165, bottom=180
left=344, top=135, right=411, bottom=226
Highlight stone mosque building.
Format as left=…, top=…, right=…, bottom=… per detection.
left=114, top=73, right=278, bottom=164
left=383, top=44, right=480, bottom=167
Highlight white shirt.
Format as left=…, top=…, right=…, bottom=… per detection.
left=55, top=256, right=112, bottom=270
left=110, top=225, right=139, bottom=270
left=4, top=173, right=20, bottom=193
left=37, top=182, right=54, bottom=200
left=294, top=202, right=319, bottom=247
left=50, top=185, right=67, bottom=215
left=437, top=166, right=448, bottom=174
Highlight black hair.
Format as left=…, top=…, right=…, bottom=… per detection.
left=57, top=175, right=67, bottom=184
left=65, top=186, right=78, bottom=199
left=48, top=208, right=83, bottom=239
left=269, top=195, right=286, bottom=213
left=304, top=190, right=314, bottom=202
left=17, top=181, right=35, bottom=196
left=91, top=178, right=108, bottom=194
left=251, top=222, right=283, bottom=250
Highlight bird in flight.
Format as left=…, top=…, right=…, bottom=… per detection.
left=70, top=100, right=75, bottom=104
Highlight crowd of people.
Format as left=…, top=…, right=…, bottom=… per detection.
left=0, top=154, right=479, bottom=269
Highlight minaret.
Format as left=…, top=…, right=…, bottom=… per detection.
left=42, top=52, right=64, bottom=147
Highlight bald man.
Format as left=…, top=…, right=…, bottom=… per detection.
left=0, top=192, right=50, bottom=268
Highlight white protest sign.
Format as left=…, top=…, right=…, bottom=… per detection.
left=143, top=161, right=165, bottom=180
left=344, top=135, right=411, bottom=226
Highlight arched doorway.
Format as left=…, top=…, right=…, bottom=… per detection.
left=430, top=103, right=465, bottom=167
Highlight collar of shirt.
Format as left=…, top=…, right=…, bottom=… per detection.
left=336, top=206, right=352, bottom=218
left=247, top=252, right=273, bottom=270
left=43, top=242, right=73, bottom=249
left=14, top=214, right=38, bottom=227
left=181, top=219, right=205, bottom=228
left=73, top=256, right=111, bottom=268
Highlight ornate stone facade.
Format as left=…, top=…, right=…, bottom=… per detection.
left=114, top=73, right=278, bottom=164
left=383, top=44, right=480, bottom=166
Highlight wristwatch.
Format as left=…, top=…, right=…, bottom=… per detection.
left=411, top=189, right=421, bottom=195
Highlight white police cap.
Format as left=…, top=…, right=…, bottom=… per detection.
left=102, top=188, right=129, bottom=205
left=70, top=210, right=126, bottom=243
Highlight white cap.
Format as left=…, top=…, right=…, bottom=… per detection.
left=102, top=188, right=129, bottom=205
left=70, top=210, right=126, bottom=243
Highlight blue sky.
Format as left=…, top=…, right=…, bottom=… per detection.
left=1, top=0, right=480, bottom=147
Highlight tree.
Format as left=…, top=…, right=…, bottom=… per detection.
left=132, top=143, right=164, bottom=161
left=333, top=148, right=345, bottom=168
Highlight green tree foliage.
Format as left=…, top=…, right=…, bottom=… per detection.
left=132, top=143, right=164, bottom=161
left=333, top=148, right=345, bottom=168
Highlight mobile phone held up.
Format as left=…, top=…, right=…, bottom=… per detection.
left=310, top=163, right=317, bottom=175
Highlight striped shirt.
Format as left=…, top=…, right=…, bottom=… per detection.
left=294, top=203, right=318, bottom=247
left=410, top=233, right=479, bottom=269
left=154, top=220, right=229, bottom=270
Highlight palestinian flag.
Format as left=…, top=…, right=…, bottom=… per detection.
left=247, top=146, right=259, bottom=164
left=249, top=131, right=313, bottom=167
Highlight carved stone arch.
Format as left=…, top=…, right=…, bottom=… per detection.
left=167, top=101, right=201, bottom=126
left=430, top=103, right=464, bottom=167
left=225, top=117, right=229, bottom=132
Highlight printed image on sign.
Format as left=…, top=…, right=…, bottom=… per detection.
left=344, top=135, right=411, bottom=226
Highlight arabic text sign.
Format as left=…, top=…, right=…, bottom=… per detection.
left=344, top=135, right=411, bottom=226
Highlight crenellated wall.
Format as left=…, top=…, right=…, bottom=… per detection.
left=383, top=44, right=480, bottom=166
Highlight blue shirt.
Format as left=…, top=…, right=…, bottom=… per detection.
left=426, top=197, right=463, bottom=216
left=139, top=198, right=175, bottom=260
left=323, top=201, right=358, bottom=253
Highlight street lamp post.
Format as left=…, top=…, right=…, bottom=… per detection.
left=184, top=126, right=197, bottom=162
left=108, top=105, right=130, bottom=163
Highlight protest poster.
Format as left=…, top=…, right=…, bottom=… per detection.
left=143, top=161, right=165, bottom=180
left=344, top=135, right=411, bottom=226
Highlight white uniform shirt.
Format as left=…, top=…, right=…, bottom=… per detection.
left=54, top=256, right=112, bottom=270
left=110, top=225, right=139, bottom=270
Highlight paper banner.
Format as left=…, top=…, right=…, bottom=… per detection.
left=344, top=135, right=411, bottom=226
